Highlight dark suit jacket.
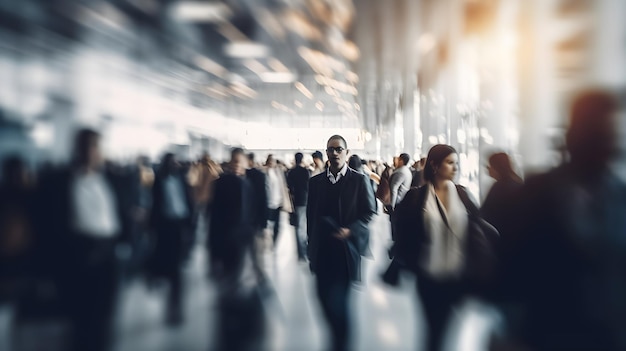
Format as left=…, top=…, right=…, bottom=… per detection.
left=34, top=167, right=124, bottom=280
left=246, top=168, right=268, bottom=230
left=480, top=178, right=522, bottom=240
left=392, top=184, right=497, bottom=284
left=287, top=166, right=310, bottom=207
left=306, top=168, right=376, bottom=281
left=209, top=173, right=256, bottom=260
left=150, top=170, right=193, bottom=228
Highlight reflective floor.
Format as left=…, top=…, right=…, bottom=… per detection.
left=0, top=206, right=499, bottom=351
left=114, top=207, right=420, bottom=351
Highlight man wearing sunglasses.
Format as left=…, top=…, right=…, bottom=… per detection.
left=306, top=135, right=377, bottom=351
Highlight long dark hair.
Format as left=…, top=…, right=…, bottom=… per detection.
left=423, top=144, right=457, bottom=183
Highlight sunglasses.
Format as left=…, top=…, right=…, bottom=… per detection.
left=326, top=146, right=345, bottom=154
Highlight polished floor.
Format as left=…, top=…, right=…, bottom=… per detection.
left=0, top=205, right=500, bottom=351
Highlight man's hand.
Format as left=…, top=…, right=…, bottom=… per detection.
left=333, top=227, right=351, bottom=240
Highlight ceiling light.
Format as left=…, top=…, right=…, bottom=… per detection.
left=294, top=100, right=303, bottom=108
left=217, top=22, right=248, bottom=41
left=268, top=58, right=290, bottom=73
left=346, top=71, right=359, bottom=83
left=194, top=55, right=228, bottom=79
left=315, top=101, right=324, bottom=111
left=341, top=40, right=360, bottom=61
left=295, top=82, right=313, bottom=99
left=169, top=2, right=232, bottom=23
left=230, top=82, right=257, bottom=99
left=243, top=59, right=268, bottom=75
left=260, top=72, right=296, bottom=83
left=224, top=42, right=269, bottom=58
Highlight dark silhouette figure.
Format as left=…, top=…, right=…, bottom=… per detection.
left=0, top=156, right=35, bottom=303
left=287, top=152, right=310, bottom=260
left=34, top=129, right=123, bottom=351
left=209, top=148, right=256, bottom=287
left=480, top=152, right=523, bottom=242
left=307, top=135, right=376, bottom=351
left=495, top=89, right=626, bottom=350
left=245, top=152, right=269, bottom=282
left=149, top=153, right=193, bottom=326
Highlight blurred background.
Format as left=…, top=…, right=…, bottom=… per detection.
left=0, top=0, right=625, bottom=350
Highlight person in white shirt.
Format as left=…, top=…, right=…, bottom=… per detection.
left=45, top=128, right=122, bottom=351
left=265, top=154, right=292, bottom=248
left=150, top=153, right=193, bottom=326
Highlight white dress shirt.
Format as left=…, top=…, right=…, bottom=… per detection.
left=267, top=167, right=284, bottom=209
left=163, top=175, right=189, bottom=220
left=326, top=163, right=348, bottom=184
left=71, top=172, right=119, bottom=238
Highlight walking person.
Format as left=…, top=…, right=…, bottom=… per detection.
left=287, top=152, right=310, bottom=261
left=307, top=135, right=377, bottom=351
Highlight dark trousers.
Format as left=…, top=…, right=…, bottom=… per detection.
left=153, top=219, right=186, bottom=321
left=63, top=236, right=119, bottom=351
left=316, top=263, right=352, bottom=351
left=416, top=276, right=463, bottom=351
left=268, top=207, right=282, bottom=246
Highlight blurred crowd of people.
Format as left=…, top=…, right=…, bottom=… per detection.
left=0, top=88, right=625, bottom=351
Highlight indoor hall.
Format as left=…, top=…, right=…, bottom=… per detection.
left=1, top=1, right=626, bottom=351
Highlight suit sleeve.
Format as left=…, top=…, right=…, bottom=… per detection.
left=389, top=172, right=401, bottom=208
left=258, top=172, right=269, bottom=223
left=306, top=177, right=319, bottom=269
left=347, top=174, right=377, bottom=255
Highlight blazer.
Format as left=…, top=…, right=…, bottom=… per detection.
left=245, top=167, right=269, bottom=230
left=209, top=173, right=256, bottom=259
left=392, top=184, right=498, bottom=284
left=287, top=166, right=311, bottom=207
left=306, top=168, right=376, bottom=281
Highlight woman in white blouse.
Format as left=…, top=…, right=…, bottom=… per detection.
left=391, top=144, right=495, bottom=351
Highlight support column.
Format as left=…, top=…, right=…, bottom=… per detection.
left=517, top=0, right=559, bottom=174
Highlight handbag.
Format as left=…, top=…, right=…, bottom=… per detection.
left=456, top=185, right=500, bottom=291
left=289, top=211, right=298, bottom=226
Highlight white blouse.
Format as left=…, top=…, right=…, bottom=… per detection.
left=421, top=181, right=468, bottom=280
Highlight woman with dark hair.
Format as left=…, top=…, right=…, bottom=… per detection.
left=480, top=152, right=523, bottom=240
left=390, top=144, right=497, bottom=351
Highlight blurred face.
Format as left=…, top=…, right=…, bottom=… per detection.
left=433, top=153, right=458, bottom=181
left=232, top=153, right=247, bottom=176
left=326, top=138, right=348, bottom=170
left=487, top=164, right=500, bottom=180
left=267, top=156, right=276, bottom=168
left=86, top=136, right=103, bottom=169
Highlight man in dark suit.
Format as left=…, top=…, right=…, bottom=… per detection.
left=307, top=135, right=377, bottom=351
left=287, top=152, right=310, bottom=261
left=150, top=153, right=194, bottom=326
left=35, top=129, right=124, bottom=351
left=209, top=148, right=256, bottom=287
left=246, top=152, right=269, bottom=282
